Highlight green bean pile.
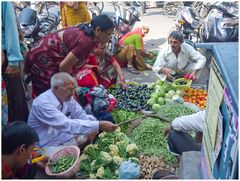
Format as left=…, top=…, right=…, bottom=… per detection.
left=112, top=109, right=142, bottom=133
left=131, top=118, right=176, bottom=164
left=157, top=103, right=195, bottom=122
left=49, top=155, right=76, bottom=173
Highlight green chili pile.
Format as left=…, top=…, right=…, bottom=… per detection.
left=49, top=155, right=76, bottom=173
left=156, top=103, right=195, bottom=122
left=131, top=118, right=176, bottom=165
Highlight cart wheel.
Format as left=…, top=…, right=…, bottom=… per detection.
left=163, top=1, right=184, bottom=17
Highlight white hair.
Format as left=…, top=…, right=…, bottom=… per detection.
left=50, top=72, right=74, bottom=91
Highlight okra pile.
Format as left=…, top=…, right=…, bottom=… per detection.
left=49, top=155, right=76, bottom=173
left=109, top=84, right=153, bottom=111
left=156, top=103, right=195, bottom=122
left=131, top=118, right=176, bottom=165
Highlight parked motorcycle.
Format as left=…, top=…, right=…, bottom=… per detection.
left=17, top=2, right=60, bottom=48
left=107, top=2, right=140, bottom=55
left=176, top=7, right=202, bottom=42
left=200, top=1, right=238, bottom=42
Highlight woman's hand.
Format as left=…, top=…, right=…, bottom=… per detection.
left=147, top=53, right=153, bottom=59
left=119, top=74, right=127, bottom=89
left=5, top=65, right=20, bottom=77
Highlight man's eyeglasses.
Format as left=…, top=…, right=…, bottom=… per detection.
left=59, top=86, right=76, bottom=94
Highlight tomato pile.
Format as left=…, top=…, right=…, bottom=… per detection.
left=183, top=88, right=208, bottom=109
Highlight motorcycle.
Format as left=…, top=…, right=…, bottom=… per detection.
left=200, top=1, right=238, bottom=42
left=17, top=2, right=60, bottom=48
left=176, top=6, right=202, bottom=42
left=107, top=2, right=140, bottom=55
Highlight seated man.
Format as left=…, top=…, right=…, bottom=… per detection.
left=2, top=121, right=39, bottom=179
left=165, top=110, right=206, bottom=155
left=116, top=25, right=153, bottom=74
left=153, top=31, right=206, bottom=81
left=28, top=72, right=118, bottom=156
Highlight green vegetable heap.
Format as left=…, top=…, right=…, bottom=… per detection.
left=79, top=128, right=139, bottom=179
left=131, top=118, right=176, bottom=165
left=49, top=155, right=76, bottom=173
left=109, top=84, right=153, bottom=111
left=156, top=103, right=195, bottom=122
left=112, top=109, right=141, bottom=133
left=144, top=50, right=158, bottom=66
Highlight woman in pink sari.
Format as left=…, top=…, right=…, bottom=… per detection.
left=25, top=15, right=114, bottom=96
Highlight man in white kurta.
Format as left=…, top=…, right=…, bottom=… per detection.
left=28, top=72, right=117, bottom=156
left=153, top=31, right=206, bottom=81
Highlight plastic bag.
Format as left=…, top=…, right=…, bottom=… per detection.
left=118, top=160, right=140, bottom=179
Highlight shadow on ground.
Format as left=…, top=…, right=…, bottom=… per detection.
left=145, top=38, right=166, bottom=51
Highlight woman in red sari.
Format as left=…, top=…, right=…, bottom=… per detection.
left=25, top=15, right=114, bottom=96
left=81, top=44, right=126, bottom=89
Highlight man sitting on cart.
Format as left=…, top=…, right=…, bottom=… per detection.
left=153, top=31, right=206, bottom=81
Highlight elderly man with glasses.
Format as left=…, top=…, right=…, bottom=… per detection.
left=28, top=72, right=118, bottom=157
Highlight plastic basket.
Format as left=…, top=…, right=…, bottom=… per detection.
left=172, top=78, right=192, bottom=90
left=45, top=146, right=80, bottom=178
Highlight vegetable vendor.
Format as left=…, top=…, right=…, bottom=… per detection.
left=152, top=31, right=206, bottom=81
left=28, top=72, right=118, bottom=157
left=115, top=25, right=153, bottom=74
left=164, top=110, right=206, bottom=155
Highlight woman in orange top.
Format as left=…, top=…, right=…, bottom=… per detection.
left=60, top=2, right=91, bottom=27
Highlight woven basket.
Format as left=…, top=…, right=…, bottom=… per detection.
left=45, top=146, right=80, bottom=178
left=172, top=78, right=192, bottom=90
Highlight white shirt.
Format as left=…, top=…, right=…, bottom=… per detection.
left=171, top=110, right=206, bottom=132
left=152, top=42, right=206, bottom=81
left=28, top=89, right=99, bottom=147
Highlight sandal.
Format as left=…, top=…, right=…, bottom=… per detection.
left=127, top=66, right=140, bottom=74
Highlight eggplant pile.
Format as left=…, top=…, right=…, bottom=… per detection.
left=109, top=84, right=153, bottom=111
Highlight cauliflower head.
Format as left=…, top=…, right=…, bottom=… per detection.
left=96, top=166, right=105, bottom=178
left=90, top=160, right=96, bottom=169
left=99, top=132, right=107, bottom=138
left=112, top=156, right=123, bottom=165
left=89, top=173, right=97, bottom=179
left=109, top=144, right=119, bottom=156
left=100, top=151, right=112, bottom=163
left=79, top=153, right=89, bottom=161
left=126, top=143, right=138, bottom=156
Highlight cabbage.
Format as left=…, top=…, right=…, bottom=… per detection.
left=176, top=89, right=184, bottom=97
left=152, top=104, right=161, bottom=112
left=157, top=97, right=165, bottom=105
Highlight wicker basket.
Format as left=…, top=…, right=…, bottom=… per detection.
left=172, top=78, right=192, bottom=90
left=45, top=146, right=80, bottom=178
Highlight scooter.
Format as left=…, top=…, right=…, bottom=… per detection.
left=200, top=1, right=238, bottom=42
left=17, top=2, right=60, bottom=48
left=107, top=2, right=140, bottom=55
left=176, top=7, right=202, bottom=42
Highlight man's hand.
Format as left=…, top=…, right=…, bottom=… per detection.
left=88, top=131, right=99, bottom=143
left=160, top=67, right=174, bottom=77
left=99, top=121, right=118, bottom=132
left=189, top=71, right=197, bottom=80
left=163, top=127, right=171, bottom=137
left=5, top=65, right=20, bottom=76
